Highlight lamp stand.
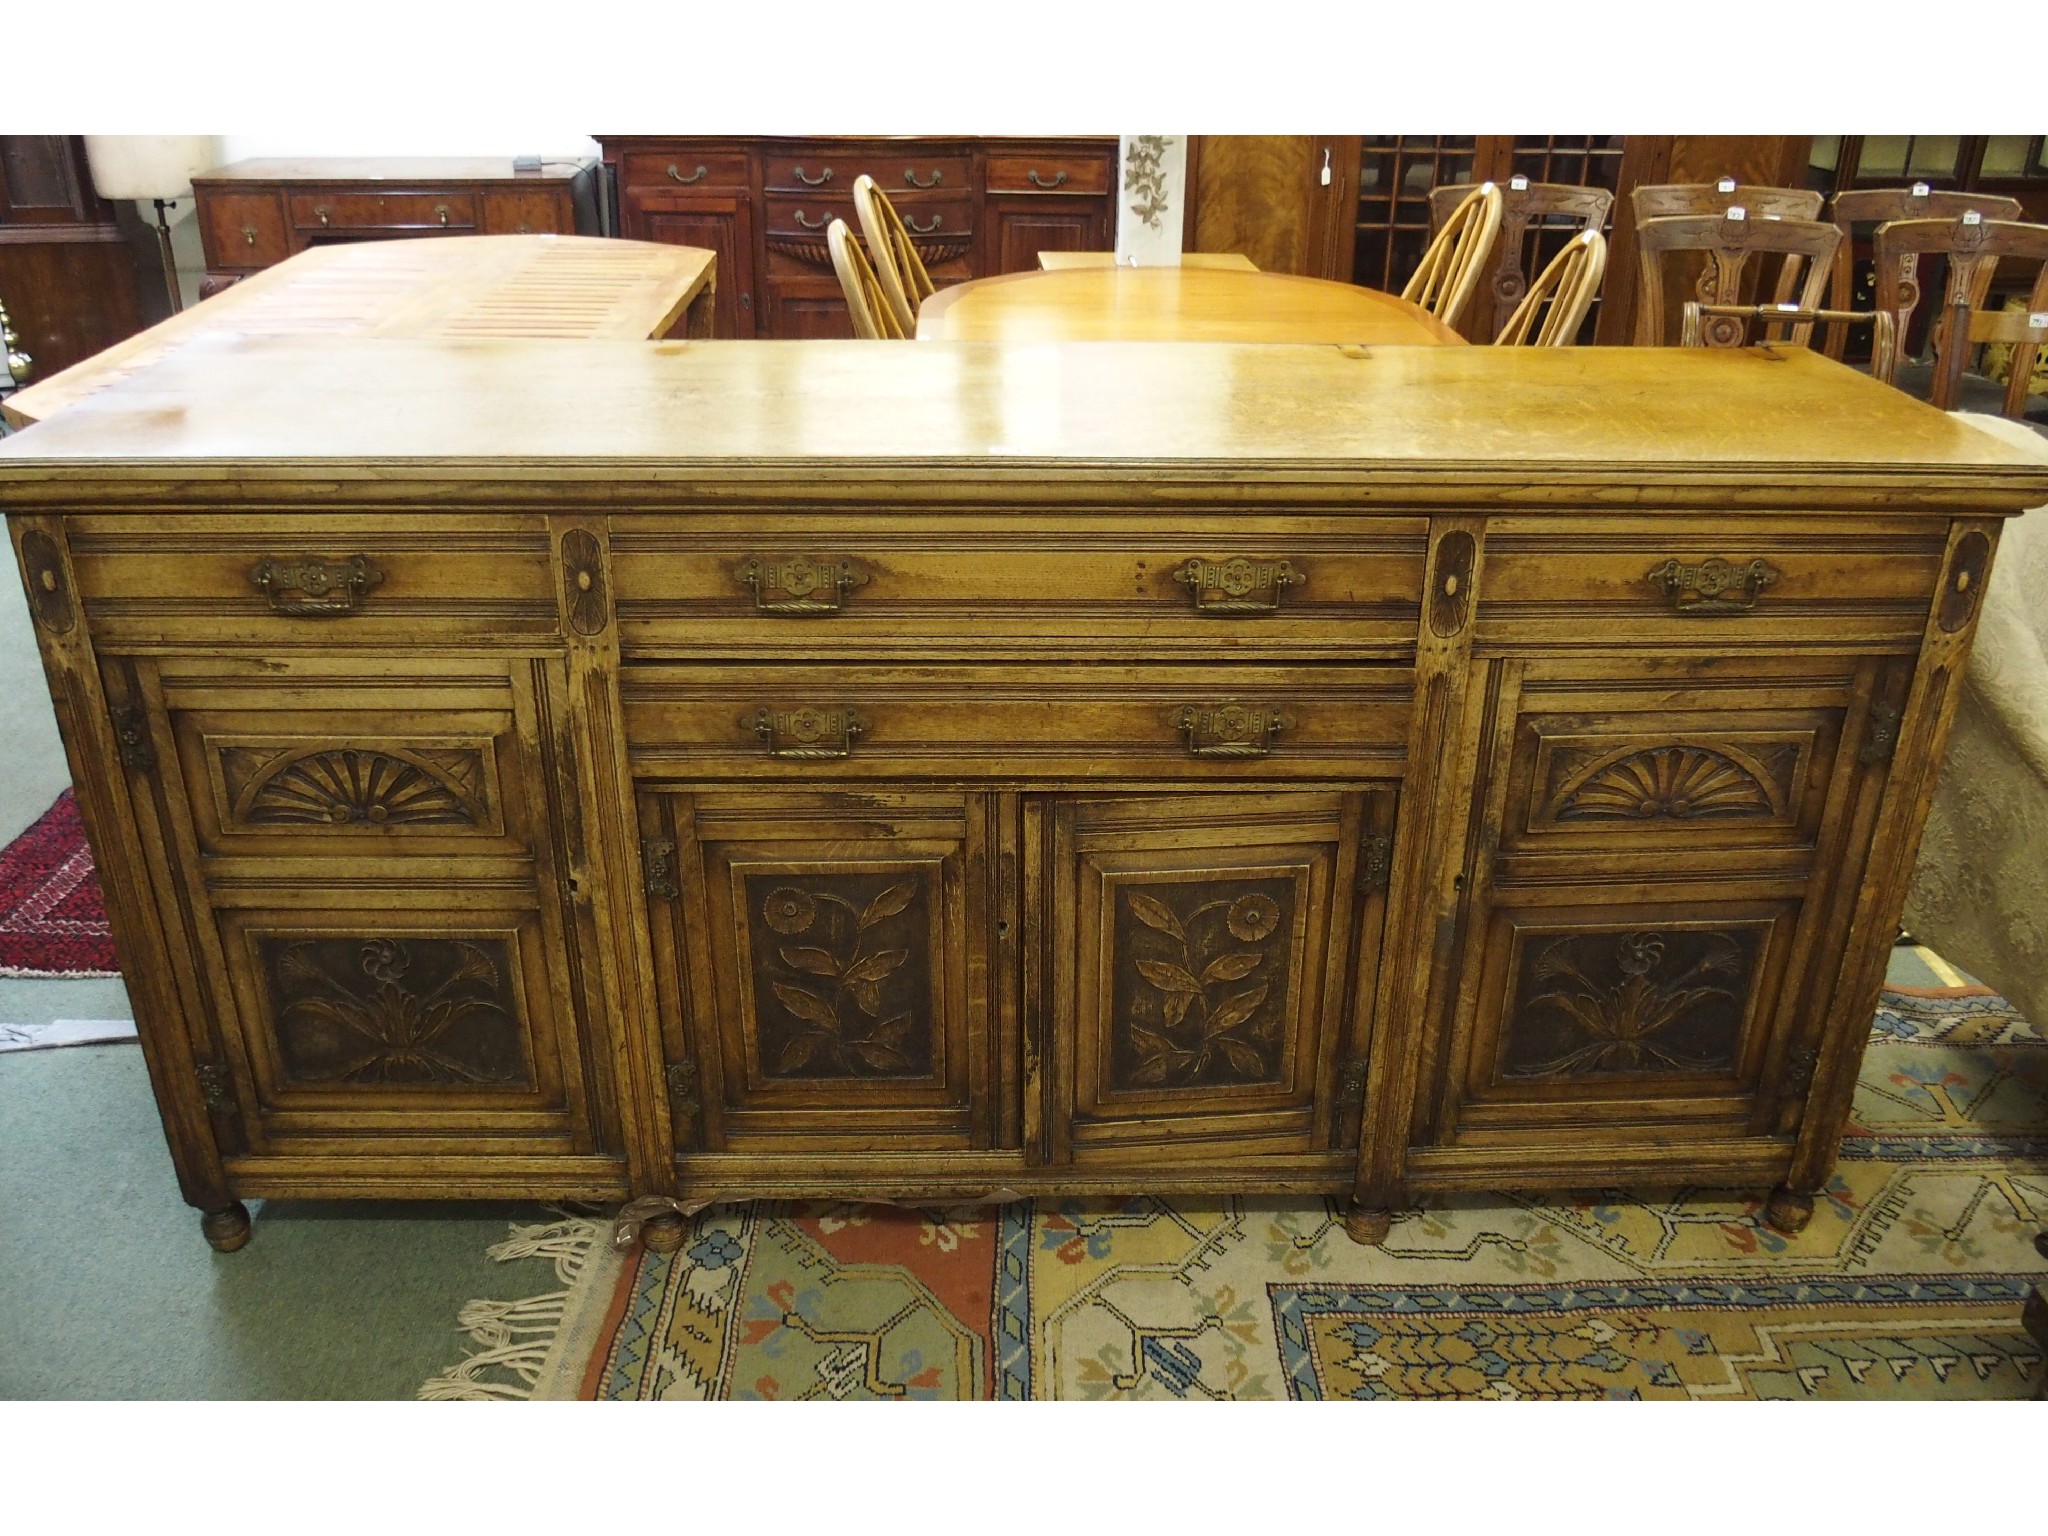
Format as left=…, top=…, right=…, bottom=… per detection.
left=151, top=198, right=184, bottom=314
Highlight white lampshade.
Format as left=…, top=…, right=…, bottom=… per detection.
left=82, top=135, right=221, bottom=202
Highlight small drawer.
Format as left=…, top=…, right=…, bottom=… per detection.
left=619, top=662, right=1413, bottom=782
left=610, top=516, right=1428, bottom=660
left=1477, top=517, right=1948, bottom=645
left=66, top=514, right=560, bottom=648
left=619, top=152, right=749, bottom=192
left=200, top=191, right=290, bottom=268
left=480, top=190, right=573, bottom=235
left=986, top=155, right=1113, bottom=195
left=762, top=153, right=972, bottom=195
left=288, top=192, right=479, bottom=233
left=761, top=194, right=972, bottom=242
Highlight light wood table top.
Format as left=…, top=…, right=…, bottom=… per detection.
left=1037, top=251, right=1260, bottom=272
left=3, top=234, right=714, bottom=429
left=918, top=267, right=1461, bottom=344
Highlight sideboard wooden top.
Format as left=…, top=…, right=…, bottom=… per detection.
left=3, top=336, right=2044, bottom=509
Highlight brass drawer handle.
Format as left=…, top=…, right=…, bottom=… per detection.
left=906, top=213, right=943, bottom=234
left=1173, top=703, right=1287, bottom=758
left=903, top=168, right=943, bottom=189
left=1027, top=169, right=1069, bottom=189
left=241, top=223, right=260, bottom=245
left=738, top=555, right=868, bottom=614
left=793, top=208, right=828, bottom=230
left=1645, top=557, right=1781, bottom=614
left=793, top=165, right=833, bottom=186
left=314, top=205, right=331, bottom=227
left=436, top=204, right=451, bottom=227
left=667, top=163, right=708, bottom=185
left=1175, top=556, right=1305, bottom=614
left=750, top=705, right=865, bottom=759
left=248, top=554, right=384, bottom=617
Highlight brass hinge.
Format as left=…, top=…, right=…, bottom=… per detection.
left=1859, top=700, right=1902, bottom=766
left=666, top=1060, right=702, bottom=1122
left=1334, top=1055, right=1370, bottom=1109
left=642, top=837, right=679, bottom=900
left=1779, top=1045, right=1819, bottom=1101
left=195, top=1062, right=235, bottom=1112
left=1358, top=833, right=1393, bottom=892
left=110, top=702, right=156, bottom=773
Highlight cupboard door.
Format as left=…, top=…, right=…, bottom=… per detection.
left=1042, top=791, right=1391, bottom=1166
left=987, top=195, right=1110, bottom=274
left=626, top=194, right=753, bottom=338
left=645, top=791, right=1008, bottom=1152
left=1422, top=653, right=1900, bottom=1155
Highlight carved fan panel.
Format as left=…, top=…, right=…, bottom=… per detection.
left=1498, top=925, right=1763, bottom=1082
left=1107, top=874, right=1297, bottom=1092
left=221, top=744, right=490, bottom=828
left=258, top=933, right=531, bottom=1087
left=742, top=868, right=937, bottom=1081
left=1543, top=742, right=1797, bottom=824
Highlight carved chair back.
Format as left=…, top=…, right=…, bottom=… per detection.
left=1630, top=182, right=1824, bottom=222
left=854, top=174, right=936, bottom=337
left=1429, top=179, right=1613, bottom=339
left=1873, top=216, right=2048, bottom=416
left=1633, top=210, right=1841, bottom=347
left=827, top=218, right=906, bottom=341
left=1401, top=181, right=1502, bottom=330
left=1822, top=187, right=2025, bottom=361
left=1495, top=229, right=1608, bottom=347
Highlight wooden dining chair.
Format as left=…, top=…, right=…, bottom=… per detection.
left=1822, top=186, right=2024, bottom=361
left=1630, top=181, right=1824, bottom=222
left=1681, top=301, right=1896, bottom=376
left=827, top=218, right=906, bottom=340
left=1429, top=180, right=1612, bottom=340
left=1872, top=215, right=2048, bottom=417
left=1633, top=210, right=1841, bottom=347
left=1495, top=230, right=1608, bottom=346
left=1401, top=181, right=1502, bottom=331
left=854, top=174, right=935, bottom=337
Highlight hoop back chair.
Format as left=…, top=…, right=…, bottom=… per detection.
left=1822, top=186, right=2024, bottom=361
left=854, top=174, right=936, bottom=337
left=827, top=218, right=906, bottom=340
left=1495, top=229, right=1608, bottom=346
left=1633, top=210, right=1841, bottom=347
left=1873, top=215, right=2048, bottom=417
left=1429, top=179, right=1613, bottom=339
left=1401, top=181, right=1502, bottom=331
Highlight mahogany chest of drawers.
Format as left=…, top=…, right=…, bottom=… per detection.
left=5, top=337, right=2042, bottom=1255
left=192, top=158, right=601, bottom=297
left=596, top=137, right=1117, bottom=339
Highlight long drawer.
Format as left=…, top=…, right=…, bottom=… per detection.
left=619, top=662, right=1412, bottom=782
left=761, top=151, right=972, bottom=195
left=64, top=514, right=560, bottom=648
left=609, top=515, right=1429, bottom=659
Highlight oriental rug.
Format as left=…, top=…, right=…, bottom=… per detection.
left=421, top=973, right=2048, bottom=1401
left=0, top=791, right=118, bottom=978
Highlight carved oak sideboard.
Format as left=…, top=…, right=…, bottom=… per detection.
left=4, top=335, right=2042, bottom=1254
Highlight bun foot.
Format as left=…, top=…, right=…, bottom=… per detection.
left=1763, top=1185, right=1815, bottom=1236
left=1343, top=1203, right=1393, bottom=1245
left=200, top=1201, right=251, bottom=1253
left=640, top=1211, right=687, bottom=1254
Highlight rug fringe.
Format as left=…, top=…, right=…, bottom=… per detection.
left=416, top=1211, right=608, bottom=1402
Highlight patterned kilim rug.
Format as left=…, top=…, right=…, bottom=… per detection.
left=0, top=791, right=118, bottom=978
left=422, top=972, right=2048, bottom=1401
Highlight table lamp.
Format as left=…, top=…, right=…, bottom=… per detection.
left=82, top=136, right=222, bottom=313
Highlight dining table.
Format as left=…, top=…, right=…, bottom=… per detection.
left=915, top=265, right=1462, bottom=345
left=1035, top=251, right=1260, bottom=272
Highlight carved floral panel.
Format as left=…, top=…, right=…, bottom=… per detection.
left=221, top=744, right=490, bottom=828
left=744, top=869, right=936, bottom=1080
left=1108, top=875, right=1295, bottom=1091
left=1498, top=926, right=1762, bottom=1081
left=259, top=934, right=530, bottom=1087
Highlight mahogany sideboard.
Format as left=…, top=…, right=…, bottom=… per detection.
left=192, top=158, right=600, bottom=298
left=596, top=136, right=1117, bottom=339
left=4, top=337, right=2043, bottom=1256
